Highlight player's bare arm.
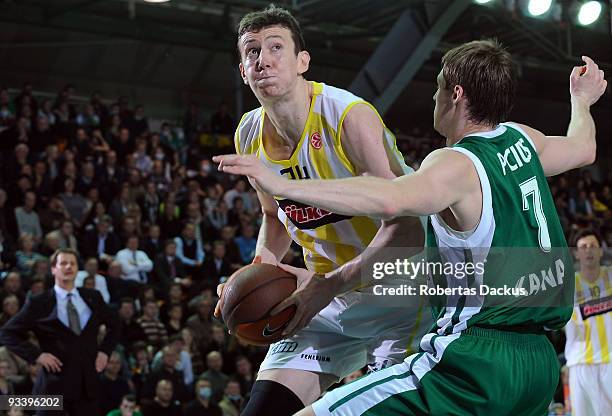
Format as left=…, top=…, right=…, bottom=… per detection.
left=215, top=148, right=478, bottom=335
left=513, top=56, right=606, bottom=177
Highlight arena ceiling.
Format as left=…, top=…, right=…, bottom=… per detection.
left=0, top=0, right=611, bottom=130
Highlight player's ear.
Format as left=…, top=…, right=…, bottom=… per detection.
left=452, top=85, right=464, bottom=103
left=297, top=50, right=310, bottom=76
left=239, top=62, right=248, bottom=85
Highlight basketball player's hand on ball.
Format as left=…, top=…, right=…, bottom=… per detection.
left=213, top=154, right=287, bottom=195
left=570, top=56, right=607, bottom=107
left=214, top=251, right=276, bottom=320
left=270, top=263, right=338, bottom=337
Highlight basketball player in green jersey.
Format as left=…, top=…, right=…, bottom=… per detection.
left=215, top=40, right=607, bottom=415
left=214, top=5, right=429, bottom=416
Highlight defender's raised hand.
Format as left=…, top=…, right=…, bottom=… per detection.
left=570, top=56, right=607, bottom=107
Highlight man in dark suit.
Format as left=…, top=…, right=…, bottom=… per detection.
left=153, top=239, right=187, bottom=298
left=80, top=215, right=121, bottom=267
left=201, top=241, right=233, bottom=291
left=0, top=248, right=120, bottom=415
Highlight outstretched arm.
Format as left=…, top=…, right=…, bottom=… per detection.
left=516, top=56, right=607, bottom=177
left=215, top=148, right=471, bottom=221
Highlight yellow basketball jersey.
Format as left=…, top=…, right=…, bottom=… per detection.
left=565, top=267, right=612, bottom=366
left=235, top=81, right=411, bottom=273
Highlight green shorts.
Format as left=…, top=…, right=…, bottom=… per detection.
left=312, top=326, right=559, bottom=416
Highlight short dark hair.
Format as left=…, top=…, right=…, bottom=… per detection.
left=122, top=394, right=136, bottom=404
left=50, top=248, right=79, bottom=267
left=572, top=228, right=601, bottom=247
left=237, top=5, right=305, bottom=57
left=441, top=39, right=517, bottom=126
left=118, top=297, right=135, bottom=308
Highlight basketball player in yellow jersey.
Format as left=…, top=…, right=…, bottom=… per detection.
left=213, top=5, right=427, bottom=416
left=565, top=229, right=612, bottom=415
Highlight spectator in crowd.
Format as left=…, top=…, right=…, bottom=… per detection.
left=141, top=346, right=187, bottom=405
left=137, top=299, right=168, bottom=350
left=134, top=139, right=153, bottom=176
left=107, top=261, right=138, bottom=305
left=174, top=222, right=204, bottom=280
left=76, top=257, right=110, bottom=303
left=39, top=232, right=60, bottom=258
left=201, top=351, right=228, bottom=404
left=129, top=105, right=149, bottom=139
left=59, top=178, right=88, bottom=227
left=0, top=295, right=20, bottom=326
left=159, top=194, right=182, bottom=240
left=222, top=179, right=250, bottom=211
left=141, top=379, right=181, bottom=416
left=186, top=296, right=214, bottom=350
left=0, top=343, right=28, bottom=381
left=0, top=272, right=25, bottom=306
left=76, top=161, right=98, bottom=196
left=142, top=184, right=161, bottom=227
left=234, top=225, right=256, bottom=264
left=0, top=358, right=15, bottom=395
left=109, top=184, right=132, bottom=228
left=12, top=362, right=40, bottom=395
left=202, top=241, right=232, bottom=289
left=26, top=277, right=46, bottom=300
left=183, top=377, right=222, bottom=416
left=15, top=234, right=45, bottom=276
left=106, top=394, right=143, bottom=416
left=219, top=226, right=243, bottom=271
left=98, top=150, right=125, bottom=201
left=164, top=304, right=184, bottom=338
left=119, top=216, right=140, bottom=246
left=117, top=297, right=146, bottom=348
left=116, top=235, right=153, bottom=284
left=112, top=128, right=134, bottom=165
left=81, top=214, right=121, bottom=264
left=31, top=160, right=52, bottom=202
left=14, top=191, right=42, bottom=243
left=153, top=240, right=188, bottom=297
left=218, top=379, right=243, bottom=416
left=210, top=102, right=235, bottom=136
left=99, top=351, right=132, bottom=416
left=159, top=283, right=186, bottom=323
left=129, top=342, right=151, bottom=400
left=0, top=271, right=25, bottom=305
left=181, top=327, right=204, bottom=376
left=152, top=334, right=194, bottom=388
left=48, top=219, right=79, bottom=254
left=39, top=197, right=69, bottom=235
left=234, top=355, right=254, bottom=402
left=142, top=224, right=163, bottom=262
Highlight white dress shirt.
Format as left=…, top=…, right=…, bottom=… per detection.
left=75, top=271, right=110, bottom=303
left=115, top=248, right=153, bottom=283
left=54, top=285, right=91, bottom=331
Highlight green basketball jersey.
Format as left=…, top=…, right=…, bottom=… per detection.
left=425, top=123, right=574, bottom=335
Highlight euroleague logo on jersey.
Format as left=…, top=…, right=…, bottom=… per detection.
left=310, top=132, right=322, bottom=150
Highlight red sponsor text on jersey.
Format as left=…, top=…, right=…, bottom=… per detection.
left=284, top=203, right=331, bottom=224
